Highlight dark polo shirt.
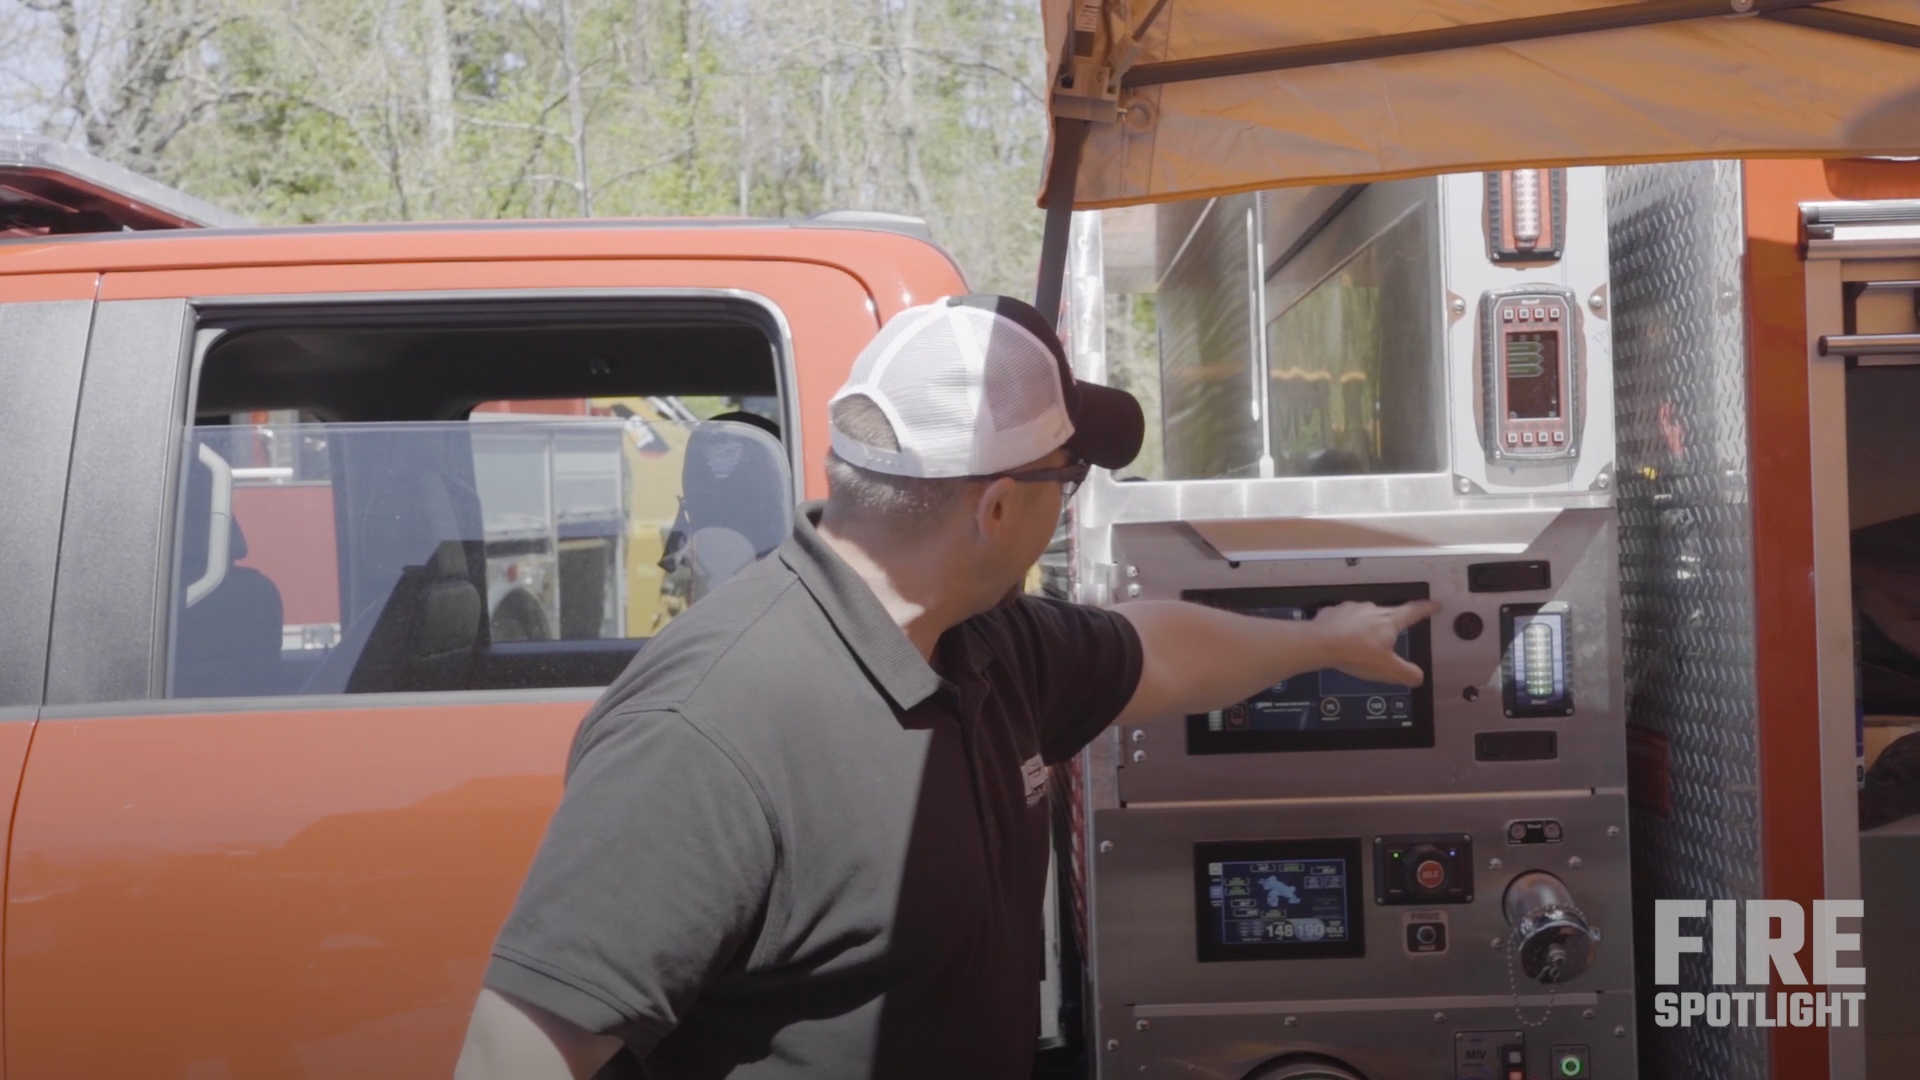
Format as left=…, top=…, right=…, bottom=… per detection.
left=485, top=508, right=1143, bottom=1079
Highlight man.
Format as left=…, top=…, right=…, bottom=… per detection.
left=456, top=295, right=1437, bottom=1079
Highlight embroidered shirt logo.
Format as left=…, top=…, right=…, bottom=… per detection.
left=1021, top=754, right=1049, bottom=807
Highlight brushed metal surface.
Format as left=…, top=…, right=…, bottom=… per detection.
left=1159, top=194, right=1263, bottom=480
left=1134, top=991, right=1597, bottom=1018
left=1442, top=169, right=1617, bottom=498
left=1067, top=170, right=1634, bottom=1079
left=1185, top=506, right=1560, bottom=561
left=1110, top=509, right=1625, bottom=804
left=1106, top=993, right=1635, bottom=1080
left=1606, top=158, right=1767, bottom=1080
left=1090, top=793, right=1634, bottom=1006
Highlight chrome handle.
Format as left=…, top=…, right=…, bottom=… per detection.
left=1818, top=333, right=1920, bottom=358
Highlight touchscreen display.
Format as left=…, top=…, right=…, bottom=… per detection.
left=1505, top=330, right=1561, bottom=419
left=1208, top=857, right=1353, bottom=945
left=1194, top=838, right=1366, bottom=961
left=1184, top=583, right=1435, bottom=753
left=1200, top=605, right=1415, bottom=733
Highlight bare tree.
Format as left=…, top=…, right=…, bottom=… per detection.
left=20, top=0, right=230, bottom=177
left=0, top=0, right=1051, bottom=292
left=555, top=0, right=593, bottom=215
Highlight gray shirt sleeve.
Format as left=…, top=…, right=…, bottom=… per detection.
left=485, top=707, right=779, bottom=1050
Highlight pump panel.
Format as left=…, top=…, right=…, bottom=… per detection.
left=1108, top=510, right=1623, bottom=805
left=1061, top=167, right=1632, bottom=1080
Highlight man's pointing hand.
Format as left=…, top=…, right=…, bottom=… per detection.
left=1309, top=599, right=1441, bottom=686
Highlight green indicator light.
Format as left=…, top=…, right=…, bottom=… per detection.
left=1558, top=1055, right=1584, bottom=1077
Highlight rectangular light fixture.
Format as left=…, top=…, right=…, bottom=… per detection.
left=1485, top=168, right=1566, bottom=263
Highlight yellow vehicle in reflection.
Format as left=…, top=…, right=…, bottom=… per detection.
left=474, top=396, right=782, bottom=645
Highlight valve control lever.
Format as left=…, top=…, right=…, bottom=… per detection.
left=1502, top=871, right=1599, bottom=984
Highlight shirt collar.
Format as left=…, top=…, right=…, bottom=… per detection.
left=781, top=503, right=945, bottom=711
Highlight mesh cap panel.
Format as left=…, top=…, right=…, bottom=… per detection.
left=972, top=311, right=1059, bottom=433
left=874, top=315, right=980, bottom=463
left=828, top=298, right=1077, bottom=478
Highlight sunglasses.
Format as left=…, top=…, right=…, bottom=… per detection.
left=965, top=457, right=1093, bottom=498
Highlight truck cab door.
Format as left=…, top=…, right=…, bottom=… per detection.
left=9, top=276, right=806, bottom=1080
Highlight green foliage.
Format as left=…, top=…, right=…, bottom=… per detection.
left=5, top=0, right=1048, bottom=292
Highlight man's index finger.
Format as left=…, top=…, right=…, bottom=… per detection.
left=1389, top=599, right=1442, bottom=630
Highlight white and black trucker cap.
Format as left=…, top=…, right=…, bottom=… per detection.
left=828, top=294, right=1144, bottom=478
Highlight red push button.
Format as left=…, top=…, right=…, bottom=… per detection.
left=1415, top=859, right=1448, bottom=890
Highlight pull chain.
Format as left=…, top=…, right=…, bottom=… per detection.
left=1503, top=932, right=1558, bottom=1028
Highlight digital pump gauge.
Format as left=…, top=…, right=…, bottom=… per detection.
left=1500, top=601, right=1574, bottom=718
left=1481, top=287, right=1582, bottom=463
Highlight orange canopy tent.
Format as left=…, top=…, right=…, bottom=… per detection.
left=1031, top=0, right=1920, bottom=310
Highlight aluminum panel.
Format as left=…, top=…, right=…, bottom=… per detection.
left=1104, top=994, right=1635, bottom=1080
left=1443, top=168, right=1617, bottom=497
left=0, top=299, right=93, bottom=707
left=1606, top=159, right=1766, bottom=1080
left=1111, top=508, right=1625, bottom=803
left=44, top=299, right=193, bottom=705
left=1090, top=793, right=1634, bottom=1006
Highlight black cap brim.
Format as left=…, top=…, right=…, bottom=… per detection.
left=1065, top=379, right=1145, bottom=471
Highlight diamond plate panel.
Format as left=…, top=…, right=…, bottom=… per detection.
left=1607, top=160, right=1767, bottom=1080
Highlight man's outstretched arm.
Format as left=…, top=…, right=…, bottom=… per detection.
left=1113, top=598, right=1439, bottom=728
left=456, top=988, right=623, bottom=1080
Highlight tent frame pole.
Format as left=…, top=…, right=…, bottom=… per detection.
left=1035, top=117, right=1089, bottom=330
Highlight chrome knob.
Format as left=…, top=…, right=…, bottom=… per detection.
left=1503, top=871, right=1599, bottom=984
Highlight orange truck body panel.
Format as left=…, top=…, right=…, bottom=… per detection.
left=0, top=221, right=966, bottom=1078
left=1742, top=159, right=1841, bottom=1080
left=8, top=704, right=579, bottom=1079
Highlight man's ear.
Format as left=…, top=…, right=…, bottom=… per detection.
left=973, top=478, right=1018, bottom=540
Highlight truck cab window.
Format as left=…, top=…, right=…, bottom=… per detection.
left=167, top=302, right=792, bottom=701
